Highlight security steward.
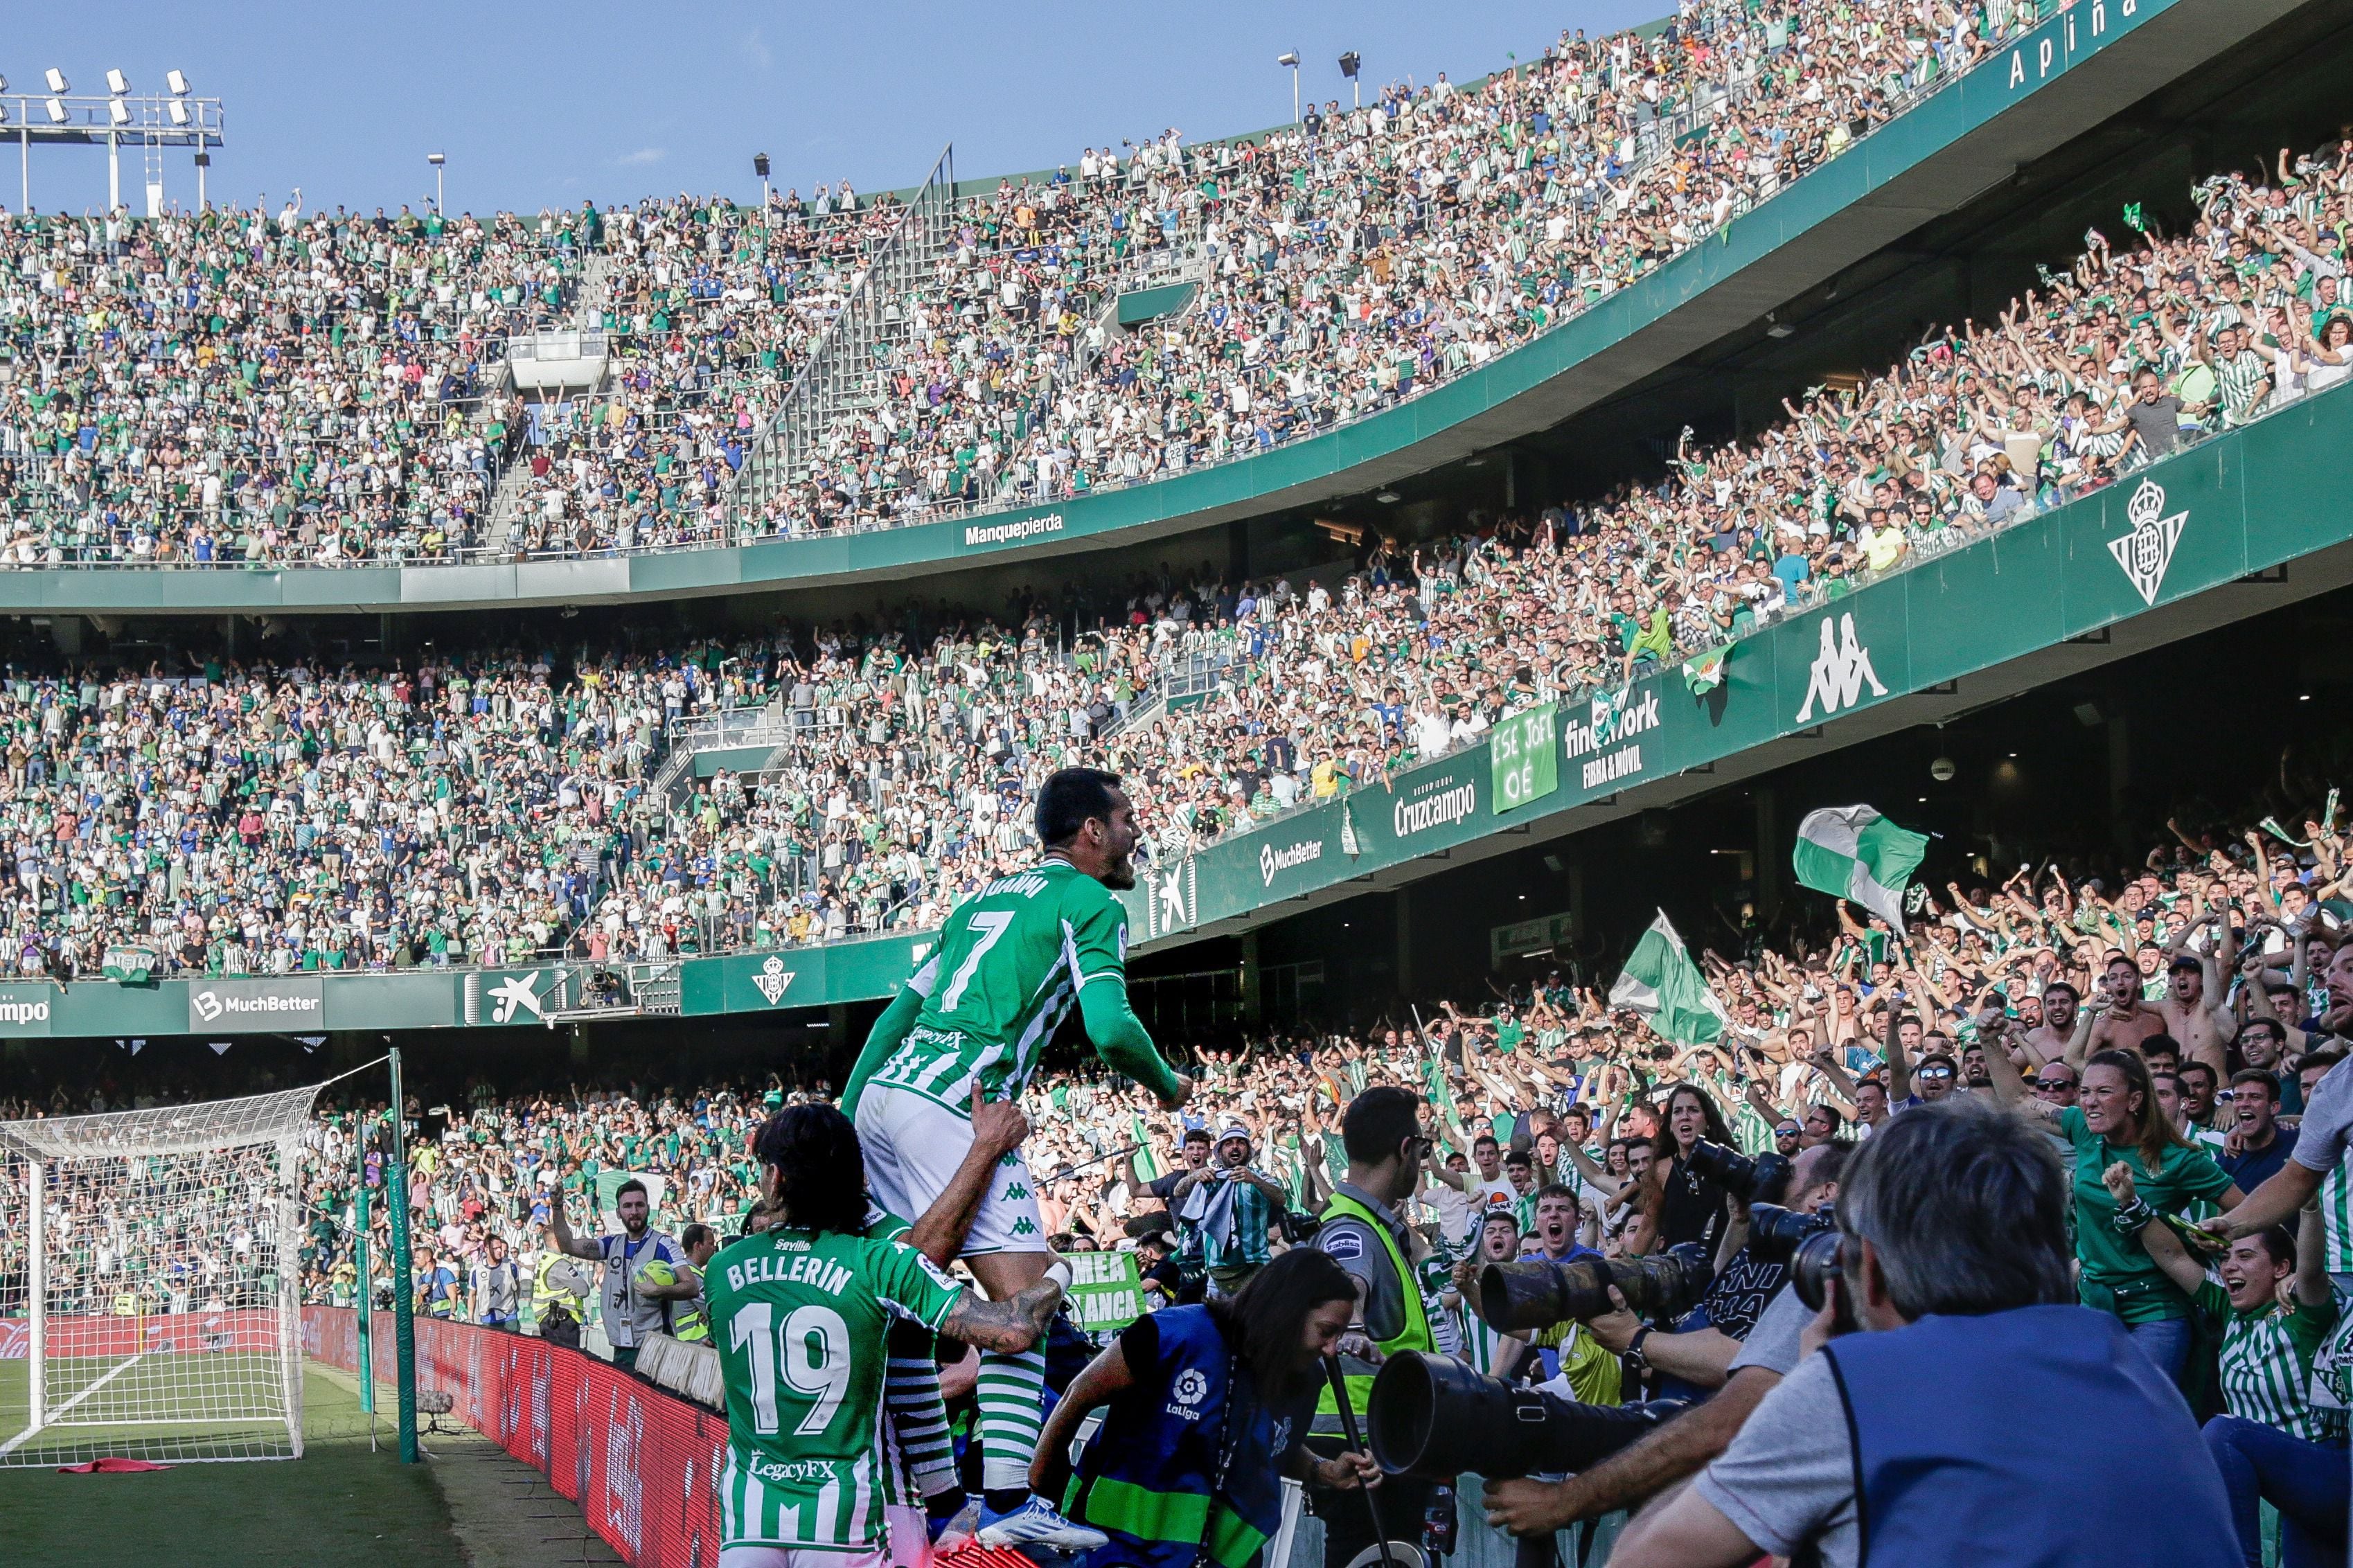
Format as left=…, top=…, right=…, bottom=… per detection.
left=636, top=1222, right=721, bottom=1342
left=1311, top=1085, right=1445, bottom=1568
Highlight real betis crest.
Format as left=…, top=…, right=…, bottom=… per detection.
left=2107, top=477, right=2188, bottom=607
left=752, top=955, right=793, bottom=1005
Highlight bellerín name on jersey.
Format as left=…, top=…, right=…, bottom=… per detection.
left=726, top=1251, right=855, bottom=1297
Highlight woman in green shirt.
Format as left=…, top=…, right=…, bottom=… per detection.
left=1989, top=1035, right=2243, bottom=1385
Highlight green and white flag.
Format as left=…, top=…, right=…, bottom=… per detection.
left=1793, top=805, right=1930, bottom=932
left=1682, top=645, right=1730, bottom=694
left=103, top=944, right=158, bottom=984
left=1608, top=911, right=1728, bottom=1046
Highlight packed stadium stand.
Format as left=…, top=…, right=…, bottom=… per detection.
left=9, top=3, right=2353, bottom=1564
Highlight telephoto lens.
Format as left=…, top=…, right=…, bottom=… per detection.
left=1745, top=1202, right=1835, bottom=1261
left=1367, top=1352, right=1687, bottom=1479
left=1475, top=1242, right=1715, bottom=1333
left=1684, top=1139, right=1793, bottom=1202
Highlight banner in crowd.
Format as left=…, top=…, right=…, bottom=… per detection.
left=1490, top=702, right=1559, bottom=814
left=304, top=1306, right=729, bottom=1568
left=1063, top=1251, right=1146, bottom=1332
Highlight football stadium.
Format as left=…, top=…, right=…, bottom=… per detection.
left=5, top=0, right=2353, bottom=1562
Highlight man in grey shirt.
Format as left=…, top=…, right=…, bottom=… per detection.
left=1608, top=1099, right=2233, bottom=1568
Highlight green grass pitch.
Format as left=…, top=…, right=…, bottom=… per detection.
left=0, top=1360, right=465, bottom=1566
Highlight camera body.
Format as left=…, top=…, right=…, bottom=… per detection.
left=1685, top=1139, right=1793, bottom=1204
left=1745, top=1201, right=1833, bottom=1261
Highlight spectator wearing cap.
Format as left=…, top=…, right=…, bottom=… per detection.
left=1169, top=1123, right=1286, bottom=1299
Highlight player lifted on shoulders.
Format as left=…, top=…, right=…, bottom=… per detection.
left=842, top=767, right=1192, bottom=1550
left=710, top=1103, right=1067, bottom=1568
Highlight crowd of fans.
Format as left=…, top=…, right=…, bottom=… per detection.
left=3, top=783, right=2348, bottom=1560
left=3, top=0, right=2116, bottom=571
left=0, top=124, right=2345, bottom=979
left=0, top=200, right=605, bottom=564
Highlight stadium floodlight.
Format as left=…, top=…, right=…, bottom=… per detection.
left=427, top=151, right=445, bottom=215
left=107, top=69, right=132, bottom=96
left=44, top=68, right=69, bottom=95
left=754, top=152, right=772, bottom=205
left=0, top=106, right=8, bottom=127
left=0, top=75, right=9, bottom=94
left=166, top=69, right=190, bottom=96
left=42, top=98, right=67, bottom=126
left=1340, top=51, right=1362, bottom=108
left=107, top=98, right=132, bottom=127
left=1277, top=51, right=1302, bottom=124
left=167, top=98, right=189, bottom=127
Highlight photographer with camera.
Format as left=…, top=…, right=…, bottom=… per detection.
left=1624, top=1085, right=1737, bottom=1257
left=1582, top=1142, right=1849, bottom=1399
left=1308, top=1085, right=1446, bottom=1568
left=1603, top=1097, right=2238, bottom=1568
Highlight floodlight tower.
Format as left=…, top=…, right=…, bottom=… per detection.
left=6, top=67, right=224, bottom=215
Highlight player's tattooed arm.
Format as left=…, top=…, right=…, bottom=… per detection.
left=939, top=1276, right=1065, bottom=1353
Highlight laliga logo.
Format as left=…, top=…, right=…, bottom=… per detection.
left=2107, top=477, right=2187, bottom=607
left=753, top=955, right=794, bottom=1005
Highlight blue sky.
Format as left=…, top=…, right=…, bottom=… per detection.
left=4, top=1, right=1659, bottom=217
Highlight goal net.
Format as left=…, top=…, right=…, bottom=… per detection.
left=0, top=1083, right=321, bottom=1465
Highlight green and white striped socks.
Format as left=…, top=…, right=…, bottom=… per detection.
left=975, top=1346, right=1047, bottom=1495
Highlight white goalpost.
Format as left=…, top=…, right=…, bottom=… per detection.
left=0, top=1083, right=321, bottom=1466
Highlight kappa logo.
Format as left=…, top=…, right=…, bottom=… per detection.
left=1793, top=612, right=1888, bottom=724
left=2107, top=477, right=2188, bottom=607
left=1010, top=1216, right=1038, bottom=1237
left=752, top=955, right=794, bottom=1005
left=1002, top=1182, right=1031, bottom=1201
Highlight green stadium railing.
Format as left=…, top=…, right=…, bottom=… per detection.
left=0, top=0, right=2237, bottom=614
left=3, top=373, right=2350, bottom=1039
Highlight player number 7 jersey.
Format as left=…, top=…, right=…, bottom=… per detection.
left=868, top=859, right=1130, bottom=1114
left=709, top=1226, right=964, bottom=1552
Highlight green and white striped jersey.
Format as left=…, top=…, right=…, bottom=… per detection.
left=867, top=859, right=1130, bottom=1115
left=2200, top=1280, right=2348, bottom=1443
left=2323, top=1164, right=2352, bottom=1275
left=709, top=1225, right=962, bottom=1552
